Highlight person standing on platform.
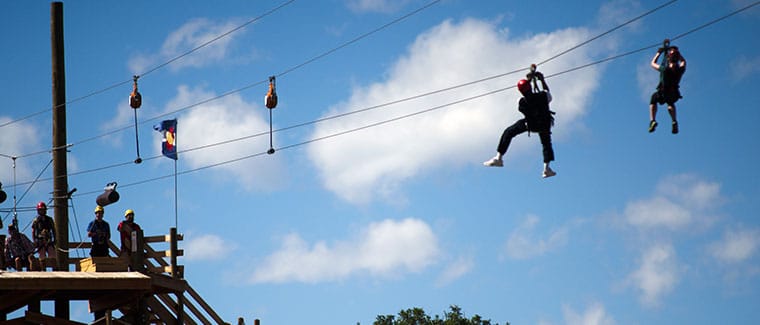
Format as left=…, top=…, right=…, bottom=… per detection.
left=87, top=205, right=111, bottom=257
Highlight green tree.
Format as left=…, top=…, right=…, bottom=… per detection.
left=373, top=305, right=507, bottom=325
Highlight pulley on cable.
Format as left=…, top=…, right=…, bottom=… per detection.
left=130, top=75, right=143, bottom=164
left=660, top=39, right=671, bottom=66
left=264, top=76, right=278, bottom=155
left=527, top=64, right=540, bottom=93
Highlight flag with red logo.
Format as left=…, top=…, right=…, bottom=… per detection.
left=154, top=119, right=177, bottom=160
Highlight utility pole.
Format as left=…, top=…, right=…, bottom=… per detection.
left=51, top=1, right=70, bottom=319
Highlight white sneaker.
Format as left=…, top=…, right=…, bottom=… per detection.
left=542, top=167, right=556, bottom=178
left=483, top=157, right=503, bottom=167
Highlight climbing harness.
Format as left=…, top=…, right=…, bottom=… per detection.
left=130, top=76, right=143, bottom=164
left=264, top=76, right=278, bottom=154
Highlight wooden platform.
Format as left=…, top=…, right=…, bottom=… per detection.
left=0, top=270, right=186, bottom=319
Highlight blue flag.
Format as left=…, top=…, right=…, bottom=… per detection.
left=154, top=119, right=178, bottom=160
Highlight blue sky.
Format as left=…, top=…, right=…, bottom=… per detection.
left=1, top=0, right=759, bottom=324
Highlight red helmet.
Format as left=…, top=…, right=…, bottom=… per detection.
left=517, top=79, right=532, bottom=95
left=37, top=201, right=47, bottom=210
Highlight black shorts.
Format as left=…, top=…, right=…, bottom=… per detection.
left=650, top=89, right=681, bottom=106
left=90, top=244, right=110, bottom=257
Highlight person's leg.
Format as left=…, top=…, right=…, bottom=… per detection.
left=485, top=120, right=527, bottom=166
left=649, top=92, right=659, bottom=132
left=43, top=246, right=56, bottom=270
left=28, top=255, right=40, bottom=271
left=668, top=103, right=678, bottom=134
left=539, top=131, right=556, bottom=178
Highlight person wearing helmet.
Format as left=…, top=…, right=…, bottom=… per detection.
left=483, top=69, right=557, bottom=178
left=87, top=205, right=111, bottom=257
left=4, top=222, right=40, bottom=271
left=648, top=45, right=686, bottom=134
left=31, top=201, right=56, bottom=269
left=117, top=209, right=142, bottom=257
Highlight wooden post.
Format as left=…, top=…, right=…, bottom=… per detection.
left=0, top=234, right=5, bottom=269
left=130, top=229, right=146, bottom=272
left=51, top=1, right=70, bottom=319
left=171, top=227, right=184, bottom=324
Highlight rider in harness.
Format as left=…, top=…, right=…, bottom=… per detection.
left=484, top=65, right=557, bottom=178
left=648, top=40, right=686, bottom=134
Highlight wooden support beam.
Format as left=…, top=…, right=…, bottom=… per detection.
left=144, top=234, right=184, bottom=243
left=145, top=249, right=184, bottom=259
left=180, top=292, right=213, bottom=325
left=186, top=285, right=227, bottom=325
left=147, top=265, right=184, bottom=277
left=156, top=293, right=198, bottom=325
left=0, top=290, right=44, bottom=313
left=149, top=274, right=187, bottom=293
left=24, top=310, right=87, bottom=325
left=144, top=296, right=177, bottom=325
left=89, top=292, right=142, bottom=314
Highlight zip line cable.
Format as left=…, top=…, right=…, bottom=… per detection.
left=1, top=159, right=52, bottom=225
left=10, top=0, right=668, bottom=159
left=77, top=0, right=444, bottom=146
left=277, top=0, right=441, bottom=79
left=139, top=0, right=297, bottom=79
left=547, top=0, right=760, bottom=78
left=8, top=0, right=444, bottom=160
left=6, top=2, right=758, bottom=191
left=29, top=30, right=697, bottom=196
left=536, top=0, right=678, bottom=67
left=72, top=85, right=513, bottom=197
left=669, top=0, right=758, bottom=41
left=0, top=0, right=297, bottom=130
left=9, top=63, right=524, bottom=188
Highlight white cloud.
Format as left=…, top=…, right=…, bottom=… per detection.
left=436, top=255, right=474, bottom=287
left=100, top=100, right=135, bottom=148
left=160, top=85, right=287, bottom=192
left=307, top=18, right=599, bottom=204
left=655, top=174, right=723, bottom=211
left=562, top=302, right=616, bottom=325
left=627, top=244, right=679, bottom=307
left=730, top=55, right=760, bottom=81
left=624, top=197, right=691, bottom=230
left=624, top=174, right=722, bottom=231
left=504, top=215, right=568, bottom=260
left=709, top=227, right=760, bottom=264
left=0, top=118, right=44, bottom=183
left=249, top=218, right=440, bottom=283
left=597, top=0, right=643, bottom=31
left=129, top=18, right=242, bottom=73
left=184, top=233, right=233, bottom=261
left=346, top=0, right=412, bottom=13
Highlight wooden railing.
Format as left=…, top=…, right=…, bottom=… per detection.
left=67, top=228, right=230, bottom=325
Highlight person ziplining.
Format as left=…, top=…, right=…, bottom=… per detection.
left=483, top=65, right=557, bottom=178
left=648, top=39, right=686, bottom=134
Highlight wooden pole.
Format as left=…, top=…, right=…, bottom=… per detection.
left=51, top=1, right=70, bottom=319
left=171, top=227, right=184, bottom=324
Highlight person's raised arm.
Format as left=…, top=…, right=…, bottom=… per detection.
left=651, top=49, right=663, bottom=70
